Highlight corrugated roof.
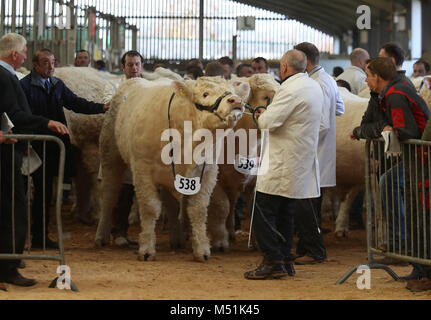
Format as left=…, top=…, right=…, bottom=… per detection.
left=233, top=0, right=409, bottom=36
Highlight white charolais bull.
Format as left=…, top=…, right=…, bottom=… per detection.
left=54, top=67, right=114, bottom=224
left=333, top=87, right=368, bottom=236
left=54, top=67, right=181, bottom=224
left=420, top=77, right=431, bottom=110
left=206, top=74, right=279, bottom=251
left=95, top=76, right=249, bottom=262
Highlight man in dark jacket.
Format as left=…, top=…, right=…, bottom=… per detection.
left=20, top=48, right=109, bottom=249
left=351, top=57, right=431, bottom=289
left=0, top=33, right=68, bottom=287
left=379, top=42, right=415, bottom=90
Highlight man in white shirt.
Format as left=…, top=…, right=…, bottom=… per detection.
left=244, top=49, right=323, bottom=280
left=336, top=48, right=370, bottom=94
left=293, top=42, right=345, bottom=265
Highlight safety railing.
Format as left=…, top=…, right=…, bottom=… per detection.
left=0, top=134, right=77, bottom=291
left=337, top=138, right=431, bottom=284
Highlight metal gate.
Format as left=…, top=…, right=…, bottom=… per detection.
left=337, top=138, right=431, bottom=284
left=0, top=134, right=77, bottom=291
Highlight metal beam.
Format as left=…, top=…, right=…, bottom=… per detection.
left=232, top=0, right=399, bottom=36
left=199, top=0, right=203, bottom=60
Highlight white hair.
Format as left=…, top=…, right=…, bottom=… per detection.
left=282, top=49, right=307, bottom=73
left=0, top=33, right=27, bottom=59
left=350, top=48, right=369, bottom=64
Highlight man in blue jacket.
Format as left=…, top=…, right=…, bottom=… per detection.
left=21, top=48, right=109, bottom=249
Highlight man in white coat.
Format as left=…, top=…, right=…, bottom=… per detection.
left=293, top=42, right=345, bottom=265
left=336, top=48, right=369, bottom=94
left=244, top=50, right=323, bottom=280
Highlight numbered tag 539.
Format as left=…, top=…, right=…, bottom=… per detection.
left=234, top=156, right=259, bottom=175
left=174, top=174, right=201, bottom=195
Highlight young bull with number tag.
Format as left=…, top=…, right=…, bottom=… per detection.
left=206, top=74, right=280, bottom=251
left=95, top=76, right=248, bottom=262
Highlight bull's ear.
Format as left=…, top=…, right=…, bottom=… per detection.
left=172, top=80, right=193, bottom=99
left=231, top=80, right=250, bottom=101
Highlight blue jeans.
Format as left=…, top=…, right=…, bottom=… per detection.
left=379, top=162, right=405, bottom=252
left=253, top=191, right=295, bottom=262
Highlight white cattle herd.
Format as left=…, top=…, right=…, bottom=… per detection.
left=16, top=66, right=431, bottom=261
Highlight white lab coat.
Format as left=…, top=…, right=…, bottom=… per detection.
left=310, top=67, right=345, bottom=188
left=336, top=65, right=367, bottom=95
left=256, top=73, right=323, bottom=199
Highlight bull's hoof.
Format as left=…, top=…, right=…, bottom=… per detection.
left=193, top=254, right=210, bottom=262
left=137, top=253, right=156, bottom=261
left=95, top=238, right=109, bottom=248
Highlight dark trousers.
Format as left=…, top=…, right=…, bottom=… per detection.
left=253, top=191, right=296, bottom=262
left=31, top=166, right=55, bottom=241
left=295, top=195, right=327, bottom=260
left=0, top=146, right=27, bottom=277
left=111, top=184, right=134, bottom=238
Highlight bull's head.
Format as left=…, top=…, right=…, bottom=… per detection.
left=230, top=74, right=280, bottom=130
left=171, top=77, right=249, bottom=129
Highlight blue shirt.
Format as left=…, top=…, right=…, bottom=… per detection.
left=0, top=60, right=16, bottom=76
left=31, top=71, right=50, bottom=89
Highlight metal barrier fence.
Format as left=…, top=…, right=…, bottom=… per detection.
left=0, top=134, right=77, bottom=291
left=337, top=138, right=431, bottom=284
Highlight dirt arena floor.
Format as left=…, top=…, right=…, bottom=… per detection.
left=1, top=205, right=431, bottom=300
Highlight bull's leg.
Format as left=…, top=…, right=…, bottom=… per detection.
left=71, top=147, right=93, bottom=224
left=95, top=161, right=126, bottom=247
left=133, top=169, right=162, bottom=261
left=225, top=192, right=240, bottom=242
left=84, top=145, right=102, bottom=222
left=72, top=144, right=101, bottom=224
left=159, top=187, right=185, bottom=250
left=335, top=186, right=362, bottom=237
left=207, top=184, right=230, bottom=252
left=186, top=164, right=218, bottom=262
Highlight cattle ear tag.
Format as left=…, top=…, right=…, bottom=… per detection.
left=179, top=88, right=186, bottom=97
left=174, top=174, right=201, bottom=195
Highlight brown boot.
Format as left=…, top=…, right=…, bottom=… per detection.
left=406, top=279, right=431, bottom=292
left=244, top=260, right=289, bottom=280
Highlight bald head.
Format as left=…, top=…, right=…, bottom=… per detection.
left=350, top=48, right=370, bottom=71
left=279, top=49, right=306, bottom=80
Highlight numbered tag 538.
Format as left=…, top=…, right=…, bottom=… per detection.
left=234, top=156, right=259, bottom=175
left=174, top=174, right=201, bottom=195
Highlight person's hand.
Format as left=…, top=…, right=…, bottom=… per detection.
left=103, top=102, right=110, bottom=112
left=0, top=131, right=17, bottom=144
left=349, top=131, right=359, bottom=141
left=47, top=120, right=69, bottom=135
